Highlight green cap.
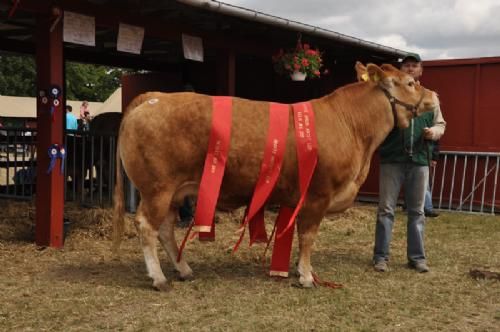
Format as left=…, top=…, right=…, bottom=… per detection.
left=402, top=53, right=422, bottom=63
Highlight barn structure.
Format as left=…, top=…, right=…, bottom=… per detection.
left=0, top=0, right=413, bottom=248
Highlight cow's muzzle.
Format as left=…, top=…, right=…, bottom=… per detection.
left=381, top=88, right=425, bottom=129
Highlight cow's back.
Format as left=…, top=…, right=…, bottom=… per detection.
left=119, top=92, right=297, bottom=206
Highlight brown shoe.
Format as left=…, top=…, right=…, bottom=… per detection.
left=373, top=261, right=388, bottom=272
left=409, top=261, right=429, bottom=273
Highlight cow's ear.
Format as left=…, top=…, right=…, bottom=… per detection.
left=366, top=63, right=392, bottom=89
left=355, top=61, right=368, bottom=82
left=380, top=64, right=398, bottom=72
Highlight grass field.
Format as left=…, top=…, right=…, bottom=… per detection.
left=1, top=200, right=499, bottom=331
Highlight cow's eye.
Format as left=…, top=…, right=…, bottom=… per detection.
left=408, top=81, right=415, bottom=87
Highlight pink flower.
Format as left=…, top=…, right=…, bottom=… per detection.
left=314, top=70, right=320, bottom=76
left=294, top=63, right=301, bottom=70
left=301, top=58, right=309, bottom=67
left=303, top=43, right=310, bottom=50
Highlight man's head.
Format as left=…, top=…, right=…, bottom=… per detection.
left=400, top=53, right=423, bottom=80
left=66, top=105, right=73, bottom=113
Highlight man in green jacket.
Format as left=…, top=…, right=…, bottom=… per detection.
left=373, top=53, right=446, bottom=273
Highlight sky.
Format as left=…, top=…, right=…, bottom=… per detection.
left=222, top=0, right=500, bottom=60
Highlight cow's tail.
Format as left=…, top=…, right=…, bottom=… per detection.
left=112, top=137, right=125, bottom=253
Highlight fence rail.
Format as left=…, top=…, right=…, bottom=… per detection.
left=2, top=129, right=499, bottom=214
left=432, top=150, right=500, bottom=214
left=0, top=128, right=118, bottom=207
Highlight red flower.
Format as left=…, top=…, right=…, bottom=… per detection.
left=314, top=70, right=320, bottom=76
left=303, top=43, right=310, bottom=50
left=301, top=58, right=309, bottom=67
left=306, top=49, right=317, bottom=56
left=294, top=63, right=301, bottom=70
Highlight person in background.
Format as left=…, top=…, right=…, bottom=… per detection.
left=373, top=53, right=446, bottom=273
left=65, top=105, right=78, bottom=130
left=79, top=100, right=90, bottom=119
left=424, top=141, right=440, bottom=217
left=81, top=111, right=92, bottom=131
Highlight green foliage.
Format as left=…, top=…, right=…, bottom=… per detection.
left=65, top=62, right=123, bottom=102
left=0, top=54, right=123, bottom=102
left=0, top=54, right=36, bottom=97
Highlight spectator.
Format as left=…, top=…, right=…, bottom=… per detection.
left=65, top=105, right=78, bottom=130
left=424, top=141, right=440, bottom=217
left=79, top=100, right=90, bottom=119
left=373, top=53, right=446, bottom=273
left=81, top=111, right=92, bottom=131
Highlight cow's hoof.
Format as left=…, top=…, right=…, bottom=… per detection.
left=299, top=276, right=314, bottom=288
left=176, top=273, right=194, bottom=282
left=153, top=280, right=172, bottom=292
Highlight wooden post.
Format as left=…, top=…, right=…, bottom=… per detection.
left=216, top=49, right=236, bottom=96
left=34, top=10, right=65, bottom=247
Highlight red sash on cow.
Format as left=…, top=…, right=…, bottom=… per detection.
left=192, top=96, right=233, bottom=235
left=269, top=101, right=318, bottom=277
left=233, top=102, right=290, bottom=252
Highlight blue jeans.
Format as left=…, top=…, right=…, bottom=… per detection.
left=424, top=183, right=434, bottom=213
left=374, top=163, right=428, bottom=264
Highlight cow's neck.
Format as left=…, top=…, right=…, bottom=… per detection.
left=317, top=82, right=394, bottom=149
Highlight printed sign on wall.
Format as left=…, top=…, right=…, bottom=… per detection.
left=182, top=34, right=204, bottom=62
left=117, top=23, right=145, bottom=54
left=63, top=11, right=95, bottom=46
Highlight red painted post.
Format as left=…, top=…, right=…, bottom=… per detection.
left=34, top=10, right=65, bottom=247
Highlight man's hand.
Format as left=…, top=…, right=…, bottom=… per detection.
left=430, top=160, right=437, bottom=168
left=423, top=127, right=434, bottom=140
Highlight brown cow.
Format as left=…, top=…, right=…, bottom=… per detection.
left=113, top=63, right=440, bottom=291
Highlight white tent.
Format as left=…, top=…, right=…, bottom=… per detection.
left=0, top=88, right=122, bottom=119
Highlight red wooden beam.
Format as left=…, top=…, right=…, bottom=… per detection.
left=34, top=10, right=65, bottom=247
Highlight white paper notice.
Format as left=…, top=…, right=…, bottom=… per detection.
left=182, top=34, right=204, bottom=62
left=117, top=23, right=145, bottom=54
left=63, top=11, right=95, bottom=46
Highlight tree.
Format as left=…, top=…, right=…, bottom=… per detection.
left=0, top=54, right=36, bottom=97
left=65, top=62, right=123, bottom=102
left=0, top=53, right=124, bottom=102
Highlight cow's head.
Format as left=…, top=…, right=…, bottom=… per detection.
left=355, top=62, right=439, bottom=129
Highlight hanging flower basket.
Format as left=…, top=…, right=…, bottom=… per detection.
left=272, top=39, right=324, bottom=81
left=290, top=70, right=307, bottom=81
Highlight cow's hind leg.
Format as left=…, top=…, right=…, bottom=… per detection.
left=135, top=193, right=172, bottom=292
left=158, top=209, right=193, bottom=281
left=297, top=202, right=328, bottom=288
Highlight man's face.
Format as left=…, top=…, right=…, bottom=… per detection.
left=401, top=60, right=423, bottom=80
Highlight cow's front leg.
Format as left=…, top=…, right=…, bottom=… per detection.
left=296, top=202, right=328, bottom=288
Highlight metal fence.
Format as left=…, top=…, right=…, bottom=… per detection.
left=0, top=127, right=37, bottom=199
left=0, top=127, right=118, bottom=207
left=431, top=150, right=500, bottom=214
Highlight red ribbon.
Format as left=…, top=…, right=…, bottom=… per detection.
left=192, top=96, right=233, bottom=233
left=177, top=96, right=232, bottom=262
left=233, top=102, right=289, bottom=252
left=277, top=102, right=318, bottom=239
left=269, top=101, right=318, bottom=276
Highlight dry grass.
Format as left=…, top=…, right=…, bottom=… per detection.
left=1, top=200, right=499, bottom=331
